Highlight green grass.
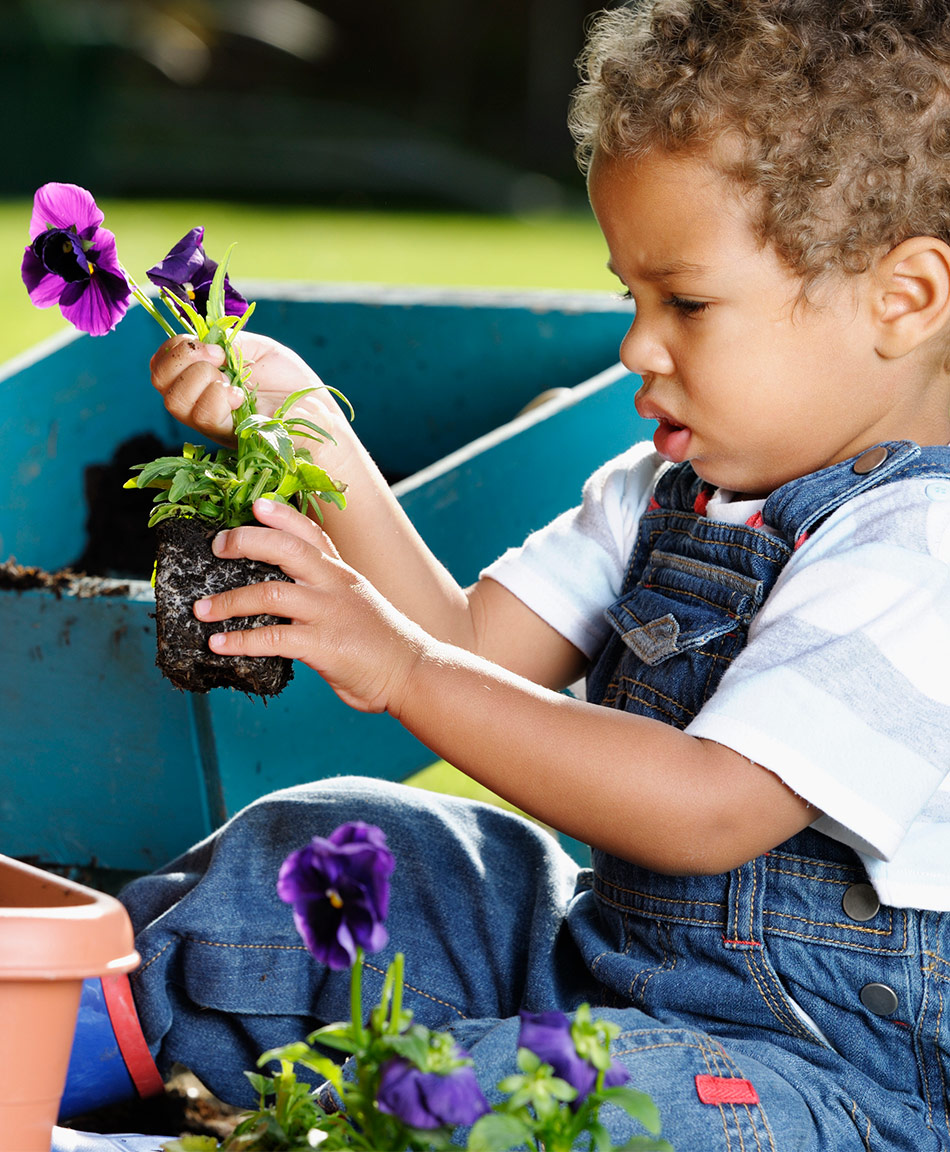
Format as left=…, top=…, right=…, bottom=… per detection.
left=1, top=199, right=617, bottom=364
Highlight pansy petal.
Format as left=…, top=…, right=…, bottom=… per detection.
left=29, top=182, right=103, bottom=240
left=84, top=227, right=125, bottom=279
left=146, top=227, right=208, bottom=285
left=59, top=270, right=130, bottom=336
left=377, top=1058, right=489, bottom=1129
left=422, top=1066, right=490, bottom=1126
left=21, top=248, right=67, bottom=307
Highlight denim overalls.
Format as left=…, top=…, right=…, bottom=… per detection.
left=121, top=441, right=950, bottom=1151
left=567, top=440, right=950, bottom=1149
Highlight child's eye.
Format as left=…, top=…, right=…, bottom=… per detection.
left=616, top=289, right=634, bottom=303
left=665, top=294, right=708, bottom=317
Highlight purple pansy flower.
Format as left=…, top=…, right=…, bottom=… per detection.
left=277, top=821, right=395, bottom=969
left=518, top=1010, right=629, bottom=1106
left=146, top=226, right=248, bottom=319
left=21, top=182, right=131, bottom=336
left=377, top=1054, right=491, bottom=1130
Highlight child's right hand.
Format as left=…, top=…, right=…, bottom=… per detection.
left=149, top=332, right=352, bottom=453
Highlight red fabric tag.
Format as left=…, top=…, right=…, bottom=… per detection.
left=695, top=1075, right=759, bottom=1105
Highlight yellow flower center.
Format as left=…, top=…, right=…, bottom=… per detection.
left=326, top=888, right=344, bottom=909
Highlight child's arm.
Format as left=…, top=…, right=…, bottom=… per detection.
left=194, top=499, right=816, bottom=875
left=150, top=334, right=586, bottom=691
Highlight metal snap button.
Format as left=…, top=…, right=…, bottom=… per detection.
left=860, top=983, right=899, bottom=1016
left=853, top=446, right=889, bottom=474
left=842, top=883, right=880, bottom=922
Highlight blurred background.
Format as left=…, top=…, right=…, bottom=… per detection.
left=3, top=0, right=625, bottom=359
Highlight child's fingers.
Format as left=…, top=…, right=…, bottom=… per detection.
left=195, top=577, right=322, bottom=627
left=213, top=499, right=341, bottom=571
left=206, top=623, right=308, bottom=660
left=195, top=503, right=342, bottom=622
left=149, top=333, right=226, bottom=380
left=150, top=336, right=241, bottom=439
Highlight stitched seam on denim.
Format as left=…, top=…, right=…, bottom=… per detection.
left=594, top=900, right=724, bottom=928
left=848, top=1100, right=873, bottom=1152
left=763, top=926, right=908, bottom=953
left=923, top=950, right=950, bottom=979
left=613, top=1037, right=707, bottom=1057
left=602, top=676, right=699, bottom=718
left=741, top=950, right=815, bottom=1041
left=361, top=959, right=468, bottom=1020
left=601, top=684, right=694, bottom=726
left=628, top=921, right=677, bottom=1004
left=730, top=866, right=744, bottom=942
left=695, top=1037, right=769, bottom=1152
left=594, top=880, right=727, bottom=907
left=654, top=523, right=787, bottom=562
left=763, top=909, right=898, bottom=938
left=919, top=921, right=950, bottom=1139
left=764, top=869, right=856, bottom=890
left=765, top=909, right=908, bottom=948
left=646, top=550, right=765, bottom=597
left=638, top=580, right=750, bottom=619
left=593, top=876, right=725, bottom=911
left=766, top=853, right=862, bottom=878
left=932, top=980, right=948, bottom=1135
left=188, top=938, right=310, bottom=952
left=130, top=939, right=174, bottom=980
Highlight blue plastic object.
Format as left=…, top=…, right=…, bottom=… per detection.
left=0, top=285, right=649, bottom=872
left=58, top=978, right=134, bottom=1121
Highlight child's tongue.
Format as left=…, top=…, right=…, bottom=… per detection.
left=653, top=418, right=691, bottom=463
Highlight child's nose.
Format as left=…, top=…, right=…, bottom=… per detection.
left=619, top=316, right=675, bottom=378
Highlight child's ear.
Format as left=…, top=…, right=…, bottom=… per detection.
left=873, top=236, right=950, bottom=358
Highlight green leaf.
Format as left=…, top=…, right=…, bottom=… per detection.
left=599, top=1086, right=663, bottom=1134
left=273, top=387, right=319, bottom=418
left=385, top=1028, right=433, bottom=1067
left=229, top=299, right=256, bottom=337
left=206, top=243, right=236, bottom=324
left=160, top=1137, right=219, bottom=1152
left=466, top=1112, right=534, bottom=1152
left=162, top=288, right=208, bottom=340
left=285, top=417, right=336, bottom=444
left=306, top=1023, right=361, bottom=1054
left=256, top=1042, right=315, bottom=1069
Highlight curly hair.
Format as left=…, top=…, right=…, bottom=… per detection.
left=569, top=0, right=950, bottom=284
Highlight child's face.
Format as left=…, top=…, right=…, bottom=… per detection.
left=589, top=148, right=904, bottom=495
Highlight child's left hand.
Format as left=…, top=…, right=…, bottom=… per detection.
left=194, top=498, right=429, bottom=715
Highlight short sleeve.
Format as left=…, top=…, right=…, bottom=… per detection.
left=482, top=442, right=661, bottom=659
left=686, top=478, right=950, bottom=874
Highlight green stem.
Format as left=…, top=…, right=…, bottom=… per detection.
left=389, top=951, right=404, bottom=1034
left=129, top=283, right=178, bottom=339
left=351, top=946, right=366, bottom=1046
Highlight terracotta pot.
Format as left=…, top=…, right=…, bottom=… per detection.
left=0, top=855, right=139, bottom=1152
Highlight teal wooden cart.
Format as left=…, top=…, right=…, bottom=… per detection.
left=0, top=285, right=648, bottom=876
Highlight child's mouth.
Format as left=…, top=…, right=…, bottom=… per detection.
left=653, top=418, right=691, bottom=463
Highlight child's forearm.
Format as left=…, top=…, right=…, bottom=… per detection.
left=197, top=501, right=815, bottom=871
left=316, top=435, right=477, bottom=643
left=390, top=637, right=816, bottom=875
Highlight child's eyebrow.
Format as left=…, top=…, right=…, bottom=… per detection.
left=606, top=258, right=710, bottom=283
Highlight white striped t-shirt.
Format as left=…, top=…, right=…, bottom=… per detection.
left=483, top=443, right=950, bottom=910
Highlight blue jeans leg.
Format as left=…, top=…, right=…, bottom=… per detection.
left=119, top=775, right=587, bottom=1106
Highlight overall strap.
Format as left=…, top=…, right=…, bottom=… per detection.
left=586, top=440, right=949, bottom=721
left=763, top=440, right=950, bottom=545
